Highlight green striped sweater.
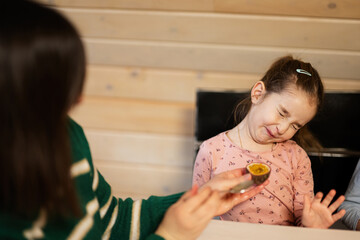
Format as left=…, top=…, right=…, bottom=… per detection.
left=0, top=119, right=182, bottom=239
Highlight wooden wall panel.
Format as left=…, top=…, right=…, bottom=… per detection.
left=84, top=129, right=194, bottom=168
left=60, top=9, right=360, bottom=51
left=85, top=39, right=360, bottom=80
left=95, top=160, right=192, bottom=197
left=40, top=0, right=213, bottom=12
left=39, top=0, right=360, bottom=19
left=84, top=65, right=257, bottom=102
left=70, top=96, right=194, bottom=136
left=84, top=65, right=360, bottom=102
left=213, top=0, right=360, bottom=19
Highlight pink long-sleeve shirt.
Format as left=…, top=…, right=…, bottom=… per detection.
left=193, top=132, right=314, bottom=226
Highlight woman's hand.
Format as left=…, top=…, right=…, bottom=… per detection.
left=302, top=189, right=346, bottom=228
left=200, top=168, right=269, bottom=216
left=155, top=185, right=221, bottom=240
left=155, top=168, right=269, bottom=240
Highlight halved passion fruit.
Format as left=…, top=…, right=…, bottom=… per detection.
left=246, top=163, right=271, bottom=185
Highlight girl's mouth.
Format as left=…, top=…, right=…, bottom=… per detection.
left=266, top=127, right=275, bottom=138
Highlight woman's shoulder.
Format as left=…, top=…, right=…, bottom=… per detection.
left=68, top=117, right=84, bottom=132
left=67, top=117, right=93, bottom=164
left=67, top=117, right=87, bottom=142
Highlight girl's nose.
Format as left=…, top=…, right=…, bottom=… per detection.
left=276, top=122, right=289, bottom=135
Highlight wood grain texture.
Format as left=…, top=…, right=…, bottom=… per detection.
left=213, top=0, right=360, bottom=19
left=95, top=159, right=192, bottom=196
left=38, top=0, right=360, bottom=19
left=84, top=65, right=257, bottom=102
left=39, top=0, right=213, bottom=11
left=84, top=38, right=360, bottom=80
left=84, top=128, right=195, bottom=168
left=60, top=8, right=360, bottom=51
left=84, top=65, right=360, bottom=102
left=69, top=96, right=195, bottom=136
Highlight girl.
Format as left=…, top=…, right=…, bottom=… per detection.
left=193, top=56, right=346, bottom=228
left=0, top=1, right=268, bottom=239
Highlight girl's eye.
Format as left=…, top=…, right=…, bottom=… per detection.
left=292, top=124, right=299, bottom=130
left=278, top=111, right=284, bottom=117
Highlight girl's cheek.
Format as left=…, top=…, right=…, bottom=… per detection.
left=286, top=131, right=297, bottom=140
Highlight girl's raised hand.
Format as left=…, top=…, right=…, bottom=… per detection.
left=302, top=189, right=346, bottom=228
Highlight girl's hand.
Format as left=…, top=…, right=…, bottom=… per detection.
left=155, top=185, right=221, bottom=240
left=302, top=190, right=346, bottom=228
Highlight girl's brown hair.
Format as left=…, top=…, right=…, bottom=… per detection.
left=234, top=55, right=324, bottom=150
left=0, top=1, right=85, bottom=218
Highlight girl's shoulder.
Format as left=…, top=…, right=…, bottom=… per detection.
left=278, top=139, right=302, bottom=149
left=276, top=140, right=308, bottom=155
left=276, top=141, right=311, bottom=167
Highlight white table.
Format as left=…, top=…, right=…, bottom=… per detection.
left=198, top=220, right=360, bottom=240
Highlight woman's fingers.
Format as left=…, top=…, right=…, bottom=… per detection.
left=194, top=191, right=221, bottom=218
left=221, top=173, right=252, bottom=191
left=179, top=187, right=196, bottom=202
left=223, top=168, right=247, bottom=178
left=190, top=184, right=199, bottom=196
left=181, top=187, right=222, bottom=220
left=201, top=172, right=252, bottom=193
left=182, top=187, right=215, bottom=212
left=231, top=179, right=269, bottom=205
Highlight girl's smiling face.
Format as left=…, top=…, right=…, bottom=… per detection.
left=246, top=82, right=317, bottom=145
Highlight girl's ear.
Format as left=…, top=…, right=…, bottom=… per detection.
left=251, top=81, right=266, bottom=104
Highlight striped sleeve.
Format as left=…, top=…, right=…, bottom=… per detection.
left=96, top=187, right=183, bottom=240
left=69, top=118, right=183, bottom=239
left=91, top=169, right=132, bottom=239
left=139, top=193, right=183, bottom=240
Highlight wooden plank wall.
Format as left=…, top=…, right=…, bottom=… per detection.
left=38, top=0, right=360, bottom=199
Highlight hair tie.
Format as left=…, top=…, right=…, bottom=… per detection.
left=296, top=69, right=312, bottom=76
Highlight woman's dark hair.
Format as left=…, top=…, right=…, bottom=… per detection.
left=0, top=1, right=85, bottom=218
left=233, top=55, right=324, bottom=150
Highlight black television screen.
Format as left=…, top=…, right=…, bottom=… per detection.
left=196, top=90, right=360, bottom=152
